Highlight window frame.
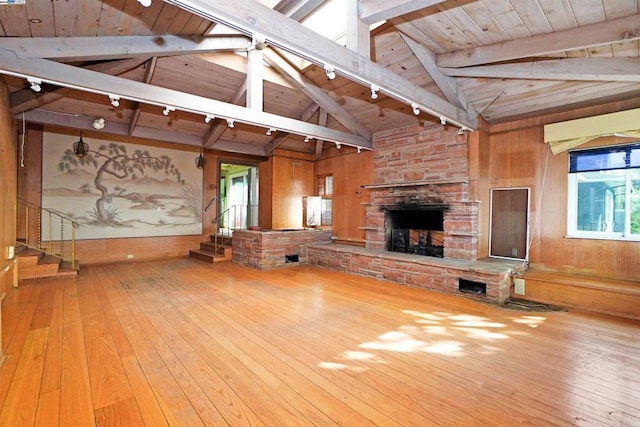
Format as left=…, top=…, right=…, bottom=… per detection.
left=566, top=143, right=640, bottom=241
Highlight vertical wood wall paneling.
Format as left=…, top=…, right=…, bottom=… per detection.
left=270, top=151, right=314, bottom=230
left=315, top=150, right=374, bottom=242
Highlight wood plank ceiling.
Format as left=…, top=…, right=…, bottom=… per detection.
left=0, top=0, right=638, bottom=157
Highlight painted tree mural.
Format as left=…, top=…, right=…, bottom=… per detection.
left=58, top=143, right=184, bottom=225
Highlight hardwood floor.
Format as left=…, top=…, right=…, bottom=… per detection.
left=1, top=258, right=639, bottom=426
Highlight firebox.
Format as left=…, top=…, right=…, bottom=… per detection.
left=385, top=207, right=445, bottom=257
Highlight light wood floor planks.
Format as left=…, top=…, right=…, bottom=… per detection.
left=1, top=258, right=639, bottom=426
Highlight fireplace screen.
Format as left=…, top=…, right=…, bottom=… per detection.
left=385, top=208, right=444, bottom=257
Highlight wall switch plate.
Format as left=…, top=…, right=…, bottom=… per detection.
left=7, top=245, right=15, bottom=259
left=511, top=248, right=518, bottom=257
left=514, top=278, right=525, bottom=295
left=127, top=254, right=134, bottom=259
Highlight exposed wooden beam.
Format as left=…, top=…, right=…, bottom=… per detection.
left=1, top=35, right=251, bottom=61
left=438, top=14, right=640, bottom=68
left=359, top=0, right=447, bottom=25
left=246, top=45, right=264, bottom=111
left=129, top=57, right=158, bottom=135
left=400, top=32, right=477, bottom=122
left=347, top=0, right=370, bottom=58
left=315, top=109, right=328, bottom=160
left=19, top=109, right=265, bottom=156
left=439, top=58, right=640, bottom=82
left=263, top=48, right=372, bottom=139
left=205, top=79, right=247, bottom=148
left=0, top=51, right=371, bottom=149
left=163, top=0, right=476, bottom=129
left=277, top=0, right=327, bottom=21
left=10, top=57, right=150, bottom=115
left=265, top=103, right=319, bottom=154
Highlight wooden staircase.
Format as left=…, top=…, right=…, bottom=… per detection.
left=17, top=247, right=79, bottom=280
left=189, top=234, right=233, bottom=263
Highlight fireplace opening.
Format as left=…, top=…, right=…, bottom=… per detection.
left=385, top=208, right=444, bottom=257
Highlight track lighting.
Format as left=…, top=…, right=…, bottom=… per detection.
left=357, top=147, right=362, bottom=154
left=411, top=103, right=420, bottom=115
left=27, top=78, right=41, bottom=92
left=266, top=127, right=276, bottom=136
left=109, top=94, right=120, bottom=107
left=204, top=114, right=214, bottom=124
left=304, top=136, right=310, bottom=143
left=440, top=116, right=447, bottom=126
left=335, top=143, right=341, bottom=150
left=163, top=106, right=175, bottom=116
left=324, top=64, right=336, bottom=80
left=226, top=119, right=235, bottom=128
left=137, top=0, right=152, bottom=7
left=370, top=84, right=379, bottom=99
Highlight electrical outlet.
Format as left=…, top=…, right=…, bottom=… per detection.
left=511, top=248, right=518, bottom=257
left=7, top=245, right=15, bottom=259
left=127, top=254, right=134, bottom=259
left=514, top=278, right=525, bottom=295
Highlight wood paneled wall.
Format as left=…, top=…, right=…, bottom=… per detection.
left=267, top=150, right=314, bottom=230
left=0, top=82, right=17, bottom=295
left=484, top=112, right=640, bottom=281
left=316, top=150, right=373, bottom=243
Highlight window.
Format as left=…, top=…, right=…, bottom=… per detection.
left=318, top=175, right=333, bottom=226
left=567, top=143, right=640, bottom=240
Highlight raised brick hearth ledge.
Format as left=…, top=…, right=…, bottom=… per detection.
left=307, top=243, right=525, bottom=303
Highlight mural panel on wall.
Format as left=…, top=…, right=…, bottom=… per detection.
left=42, top=132, right=202, bottom=240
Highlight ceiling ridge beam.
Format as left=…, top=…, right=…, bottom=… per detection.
left=0, top=51, right=371, bottom=149
left=438, top=14, right=640, bottom=68
left=163, top=0, right=475, bottom=129
left=440, top=58, right=640, bottom=82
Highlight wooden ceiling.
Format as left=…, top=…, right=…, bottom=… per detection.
left=0, top=0, right=639, bottom=157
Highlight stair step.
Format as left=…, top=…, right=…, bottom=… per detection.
left=17, top=249, right=79, bottom=280
left=189, top=248, right=232, bottom=263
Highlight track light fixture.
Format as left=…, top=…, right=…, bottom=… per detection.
left=109, top=94, right=120, bottom=107
left=204, top=114, right=215, bottom=124
left=163, top=106, right=175, bottom=116
left=357, top=147, right=362, bottom=154
left=266, top=127, right=276, bottom=136
left=303, top=136, right=310, bottom=143
left=411, top=104, right=420, bottom=115
left=440, top=116, right=447, bottom=126
left=335, top=143, right=341, bottom=150
left=137, top=0, right=152, bottom=7
left=324, top=64, right=336, bottom=80
left=27, top=78, right=41, bottom=92
left=226, top=119, right=235, bottom=128
left=92, top=117, right=105, bottom=130
left=370, top=84, right=379, bottom=99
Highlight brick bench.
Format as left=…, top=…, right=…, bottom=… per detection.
left=307, top=243, right=524, bottom=303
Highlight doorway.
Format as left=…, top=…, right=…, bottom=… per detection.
left=489, top=188, right=530, bottom=260
left=218, top=163, right=259, bottom=234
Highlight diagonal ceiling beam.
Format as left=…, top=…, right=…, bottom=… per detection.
left=359, top=0, right=447, bottom=25
left=400, top=32, right=477, bottom=120
left=437, top=14, right=640, bottom=68
left=163, top=0, right=476, bottom=129
left=439, top=58, right=640, bottom=82
left=265, top=103, right=319, bottom=154
left=263, top=48, right=372, bottom=139
left=205, top=78, right=247, bottom=148
left=129, top=57, right=158, bottom=135
left=1, top=35, right=251, bottom=61
left=0, top=50, right=371, bottom=149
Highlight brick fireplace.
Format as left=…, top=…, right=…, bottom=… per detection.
left=365, top=124, right=479, bottom=261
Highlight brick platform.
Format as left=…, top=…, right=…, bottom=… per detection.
left=308, top=243, right=524, bottom=303
left=232, top=229, right=332, bottom=270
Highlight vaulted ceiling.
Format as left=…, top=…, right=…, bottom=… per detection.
left=1, top=0, right=639, bottom=157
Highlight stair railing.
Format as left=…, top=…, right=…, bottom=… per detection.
left=17, top=198, right=80, bottom=269
left=203, top=196, right=217, bottom=213
left=212, top=204, right=258, bottom=254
